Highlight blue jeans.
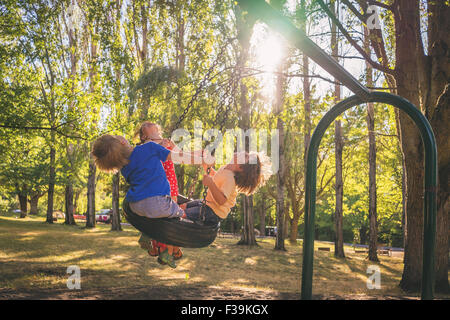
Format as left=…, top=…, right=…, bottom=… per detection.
left=129, top=195, right=184, bottom=219
left=184, top=200, right=221, bottom=226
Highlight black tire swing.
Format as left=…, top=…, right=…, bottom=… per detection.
left=123, top=41, right=238, bottom=248
left=122, top=198, right=220, bottom=248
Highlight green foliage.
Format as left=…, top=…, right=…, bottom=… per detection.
left=0, top=0, right=404, bottom=247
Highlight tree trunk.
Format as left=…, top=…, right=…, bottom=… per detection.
left=73, top=190, right=80, bottom=216
left=367, top=101, right=379, bottom=261
left=46, top=140, right=55, bottom=224
left=427, top=1, right=450, bottom=294
left=331, top=3, right=345, bottom=258
left=238, top=195, right=257, bottom=245
left=431, top=84, right=450, bottom=293
left=365, top=27, right=379, bottom=262
left=283, top=201, right=290, bottom=240
left=390, top=0, right=449, bottom=293
left=235, top=4, right=257, bottom=246
left=275, top=115, right=286, bottom=251
left=86, top=157, right=96, bottom=228
left=393, top=0, right=428, bottom=292
left=18, top=190, right=27, bottom=218
left=259, top=196, right=266, bottom=236
left=29, top=193, right=40, bottom=215
left=111, top=172, right=122, bottom=231
left=289, top=204, right=301, bottom=244
left=334, top=120, right=345, bottom=258
left=64, top=184, right=76, bottom=225
left=272, top=0, right=287, bottom=251
left=86, top=25, right=98, bottom=229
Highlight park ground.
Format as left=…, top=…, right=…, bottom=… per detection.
left=0, top=214, right=448, bottom=300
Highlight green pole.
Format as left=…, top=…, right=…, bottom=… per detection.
left=302, top=92, right=437, bottom=300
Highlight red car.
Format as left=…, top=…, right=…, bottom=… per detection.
left=95, top=209, right=112, bottom=224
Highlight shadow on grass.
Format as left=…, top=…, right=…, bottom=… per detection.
left=0, top=216, right=431, bottom=300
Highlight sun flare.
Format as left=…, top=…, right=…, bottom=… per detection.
left=251, top=24, right=286, bottom=103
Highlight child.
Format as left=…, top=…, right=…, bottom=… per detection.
left=91, top=134, right=202, bottom=268
left=182, top=151, right=272, bottom=225
left=135, top=122, right=183, bottom=263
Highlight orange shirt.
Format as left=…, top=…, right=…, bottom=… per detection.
left=205, top=167, right=237, bottom=219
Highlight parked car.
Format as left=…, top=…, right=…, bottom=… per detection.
left=95, top=209, right=112, bottom=224
left=52, top=211, right=65, bottom=222
left=265, top=226, right=277, bottom=237
left=73, top=214, right=86, bottom=221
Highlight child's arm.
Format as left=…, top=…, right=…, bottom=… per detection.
left=166, top=150, right=202, bottom=164
left=167, top=149, right=214, bottom=166
left=202, top=175, right=227, bottom=206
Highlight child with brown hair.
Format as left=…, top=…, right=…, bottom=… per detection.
left=91, top=134, right=202, bottom=268
left=182, top=151, right=272, bottom=225
left=134, top=121, right=183, bottom=263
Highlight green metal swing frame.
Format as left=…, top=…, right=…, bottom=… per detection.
left=238, top=0, right=437, bottom=300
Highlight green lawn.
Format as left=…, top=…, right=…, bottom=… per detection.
left=0, top=214, right=443, bottom=300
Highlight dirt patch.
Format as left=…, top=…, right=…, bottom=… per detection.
left=0, top=286, right=300, bottom=300
left=0, top=286, right=424, bottom=300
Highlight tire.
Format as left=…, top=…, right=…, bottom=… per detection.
left=122, top=199, right=218, bottom=248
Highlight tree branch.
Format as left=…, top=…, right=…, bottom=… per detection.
left=317, top=0, right=395, bottom=76
left=367, top=0, right=392, bottom=11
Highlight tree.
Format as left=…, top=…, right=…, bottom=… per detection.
left=235, top=3, right=258, bottom=246
left=364, top=26, right=378, bottom=262
left=320, top=0, right=449, bottom=292
left=330, top=0, right=345, bottom=258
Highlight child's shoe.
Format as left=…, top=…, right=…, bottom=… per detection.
left=139, top=238, right=159, bottom=257
left=147, top=240, right=160, bottom=257
left=138, top=234, right=152, bottom=251
left=173, top=247, right=183, bottom=260
left=159, top=249, right=177, bottom=268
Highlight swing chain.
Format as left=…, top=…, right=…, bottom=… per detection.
left=198, top=73, right=238, bottom=223
left=199, top=166, right=212, bottom=222
left=171, top=38, right=235, bottom=132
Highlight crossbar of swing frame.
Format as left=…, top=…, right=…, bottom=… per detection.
left=237, top=0, right=438, bottom=300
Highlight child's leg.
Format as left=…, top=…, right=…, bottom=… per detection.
left=184, top=201, right=203, bottom=221
left=159, top=245, right=176, bottom=268
left=185, top=202, right=220, bottom=225
left=129, top=196, right=184, bottom=219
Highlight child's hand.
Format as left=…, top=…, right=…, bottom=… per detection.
left=202, top=175, right=214, bottom=188
left=161, top=139, right=175, bottom=149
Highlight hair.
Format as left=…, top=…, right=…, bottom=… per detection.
left=91, top=135, right=131, bottom=173
left=234, top=152, right=272, bottom=196
left=134, top=121, right=161, bottom=144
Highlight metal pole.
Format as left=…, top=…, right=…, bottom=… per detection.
left=302, top=92, right=437, bottom=300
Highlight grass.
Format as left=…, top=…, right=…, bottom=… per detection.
left=0, top=214, right=444, bottom=300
